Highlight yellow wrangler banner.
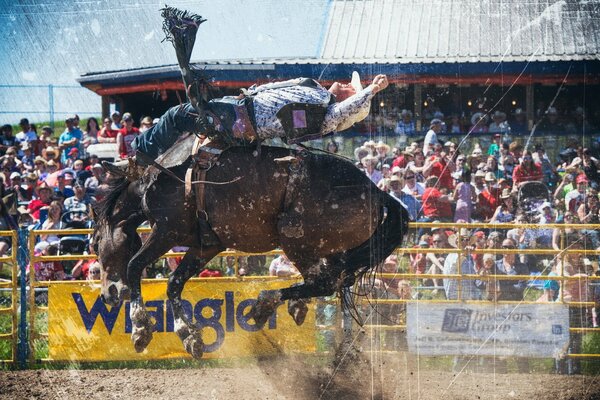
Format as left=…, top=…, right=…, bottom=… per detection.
left=48, top=279, right=316, bottom=361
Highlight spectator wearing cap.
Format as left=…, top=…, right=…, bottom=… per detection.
left=58, top=116, right=82, bottom=164
left=64, top=147, right=79, bottom=169
left=64, top=182, right=92, bottom=222
left=537, top=107, right=564, bottom=133
left=565, top=173, right=589, bottom=213
left=0, top=124, right=17, bottom=156
left=117, top=112, right=140, bottom=159
left=395, top=109, right=416, bottom=136
left=423, top=118, right=442, bottom=155
left=57, top=169, right=76, bottom=197
left=27, top=182, right=53, bottom=222
left=5, top=172, right=28, bottom=203
left=110, top=111, right=123, bottom=130
left=84, top=163, right=105, bottom=196
left=15, top=118, right=38, bottom=156
left=512, top=150, right=543, bottom=187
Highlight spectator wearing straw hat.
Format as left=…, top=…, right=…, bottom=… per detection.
left=389, top=175, right=420, bottom=221
left=488, top=110, right=510, bottom=134
left=27, top=182, right=53, bottom=222
left=490, top=188, right=516, bottom=223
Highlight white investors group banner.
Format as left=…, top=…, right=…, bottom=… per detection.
left=407, top=303, right=570, bottom=358
left=48, top=279, right=316, bottom=361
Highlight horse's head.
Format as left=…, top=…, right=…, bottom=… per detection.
left=92, top=177, right=145, bottom=306
left=92, top=219, right=133, bottom=307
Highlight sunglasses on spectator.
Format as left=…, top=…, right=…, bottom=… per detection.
left=405, top=175, right=415, bottom=179
left=502, top=245, right=516, bottom=249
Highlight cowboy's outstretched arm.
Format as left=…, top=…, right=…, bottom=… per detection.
left=321, top=74, right=389, bottom=134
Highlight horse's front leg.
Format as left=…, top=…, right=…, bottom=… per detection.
left=127, top=229, right=174, bottom=353
left=167, top=246, right=223, bottom=359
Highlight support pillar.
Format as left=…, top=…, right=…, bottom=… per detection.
left=526, top=84, right=534, bottom=130
left=414, top=84, right=422, bottom=133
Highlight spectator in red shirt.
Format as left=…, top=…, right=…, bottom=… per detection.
left=98, top=117, right=119, bottom=143
left=117, top=113, right=140, bottom=159
left=199, top=268, right=223, bottom=278
left=512, top=150, right=543, bottom=187
left=424, top=143, right=455, bottom=191
left=420, top=176, right=453, bottom=228
left=27, top=182, right=53, bottom=222
left=392, top=148, right=414, bottom=169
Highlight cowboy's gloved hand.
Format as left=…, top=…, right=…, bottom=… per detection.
left=194, top=115, right=215, bottom=136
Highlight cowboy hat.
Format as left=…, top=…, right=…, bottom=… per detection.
left=500, top=188, right=512, bottom=199
left=35, top=181, right=53, bottom=197
left=43, top=146, right=59, bottom=160
left=375, top=141, right=391, bottom=153
left=484, top=172, right=497, bottom=182
left=471, top=112, right=489, bottom=126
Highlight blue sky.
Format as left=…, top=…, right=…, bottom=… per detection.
left=0, top=0, right=331, bottom=122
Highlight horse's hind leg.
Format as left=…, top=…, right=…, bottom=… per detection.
left=167, top=246, right=223, bottom=359
left=251, top=257, right=342, bottom=327
left=127, top=228, right=175, bottom=353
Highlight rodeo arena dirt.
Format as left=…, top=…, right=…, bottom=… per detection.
left=3, top=1, right=600, bottom=399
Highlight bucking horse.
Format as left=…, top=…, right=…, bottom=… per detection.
left=92, top=134, right=409, bottom=359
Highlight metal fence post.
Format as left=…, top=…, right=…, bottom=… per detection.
left=17, top=228, right=29, bottom=369
left=48, top=84, right=54, bottom=129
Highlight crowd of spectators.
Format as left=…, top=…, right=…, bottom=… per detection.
left=366, top=102, right=596, bottom=139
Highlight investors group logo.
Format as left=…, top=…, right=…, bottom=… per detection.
left=442, top=309, right=472, bottom=333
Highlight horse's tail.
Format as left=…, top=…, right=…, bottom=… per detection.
left=343, top=193, right=409, bottom=276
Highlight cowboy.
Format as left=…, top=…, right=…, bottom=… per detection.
left=104, top=73, right=389, bottom=176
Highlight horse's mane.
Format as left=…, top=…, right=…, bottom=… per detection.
left=94, top=176, right=131, bottom=224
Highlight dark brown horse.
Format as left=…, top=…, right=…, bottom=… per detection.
left=92, top=138, right=409, bottom=358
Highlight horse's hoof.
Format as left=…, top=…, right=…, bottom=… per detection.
left=132, top=327, right=153, bottom=353
left=288, top=299, right=308, bottom=326
left=250, top=290, right=283, bottom=328
left=183, top=331, right=204, bottom=359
